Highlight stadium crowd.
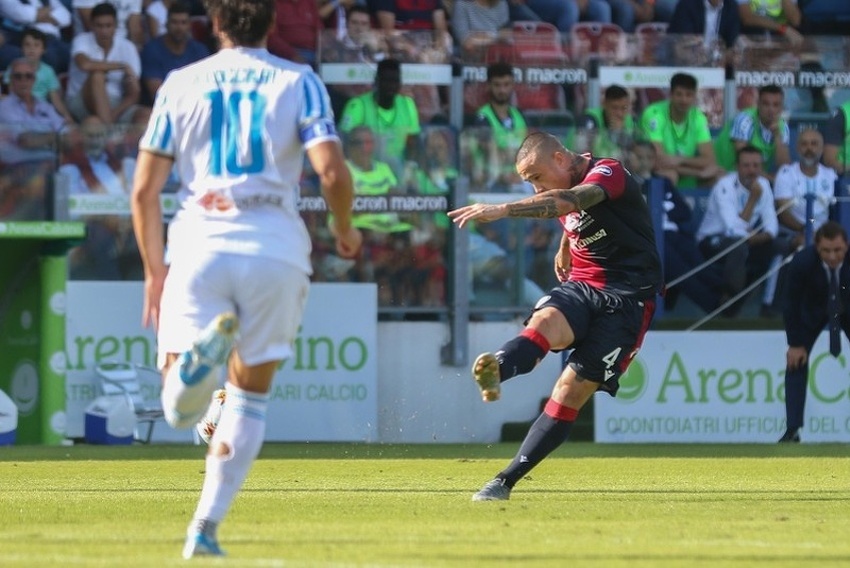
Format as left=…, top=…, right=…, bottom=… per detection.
left=0, top=0, right=848, bottom=320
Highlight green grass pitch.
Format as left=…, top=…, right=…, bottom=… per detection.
left=1, top=443, right=849, bottom=567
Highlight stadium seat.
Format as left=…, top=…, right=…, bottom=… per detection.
left=509, top=21, right=563, bottom=63
left=634, top=22, right=668, bottom=65
left=487, top=24, right=569, bottom=114
left=569, top=22, right=627, bottom=66
left=96, top=362, right=165, bottom=444
left=190, top=15, right=211, bottom=45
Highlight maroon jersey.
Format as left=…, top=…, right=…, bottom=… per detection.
left=560, top=156, right=663, bottom=299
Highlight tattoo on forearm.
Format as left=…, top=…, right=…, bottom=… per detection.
left=505, top=184, right=605, bottom=219
left=507, top=198, right=560, bottom=218
left=570, top=184, right=606, bottom=210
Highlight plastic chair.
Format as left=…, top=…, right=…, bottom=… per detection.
left=510, top=21, right=564, bottom=62
left=96, top=362, right=164, bottom=444
left=634, top=22, right=668, bottom=65
left=569, top=22, right=627, bottom=65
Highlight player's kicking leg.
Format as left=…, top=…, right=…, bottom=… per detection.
left=160, top=312, right=239, bottom=429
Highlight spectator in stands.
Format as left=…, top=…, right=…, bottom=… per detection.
left=764, top=128, right=838, bottom=313
left=667, top=0, right=740, bottom=65
left=824, top=102, right=850, bottom=176
left=140, top=1, right=209, bottom=105
left=523, top=0, right=611, bottom=33
left=339, top=58, right=421, bottom=178
left=715, top=84, right=790, bottom=180
left=572, top=83, right=636, bottom=161
left=4, top=28, right=74, bottom=123
left=0, top=57, right=68, bottom=162
left=0, top=0, right=71, bottom=73
left=640, top=72, right=723, bottom=189
left=773, top=128, right=835, bottom=249
left=322, top=5, right=389, bottom=120
left=322, top=5, right=388, bottom=64
left=345, top=125, right=411, bottom=233
left=696, top=145, right=779, bottom=316
left=450, top=0, right=510, bottom=56
left=0, top=57, right=68, bottom=219
left=318, top=0, right=357, bottom=36
left=267, top=0, right=322, bottom=68
left=606, top=0, right=654, bottom=32
left=410, top=126, right=455, bottom=305
left=738, top=0, right=803, bottom=47
left=66, top=2, right=148, bottom=126
left=73, top=0, right=145, bottom=50
left=473, top=61, right=527, bottom=192
left=629, top=139, right=723, bottom=314
left=375, top=0, right=449, bottom=45
left=344, top=125, right=414, bottom=305
left=417, top=126, right=458, bottom=196
left=62, top=115, right=140, bottom=279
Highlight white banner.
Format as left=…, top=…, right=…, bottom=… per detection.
left=65, top=282, right=378, bottom=442
left=595, top=331, right=850, bottom=443
left=599, top=66, right=725, bottom=89
left=320, top=63, right=452, bottom=85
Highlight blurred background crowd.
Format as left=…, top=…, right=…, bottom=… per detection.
left=0, top=0, right=849, bottom=322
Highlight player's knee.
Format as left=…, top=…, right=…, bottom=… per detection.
left=209, top=441, right=232, bottom=458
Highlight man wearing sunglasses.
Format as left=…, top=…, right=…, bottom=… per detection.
left=0, top=57, right=68, bottom=219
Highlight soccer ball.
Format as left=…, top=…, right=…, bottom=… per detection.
left=196, top=388, right=226, bottom=445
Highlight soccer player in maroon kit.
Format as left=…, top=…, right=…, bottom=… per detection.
left=449, top=132, right=663, bottom=501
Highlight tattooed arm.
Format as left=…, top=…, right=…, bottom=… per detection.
left=447, top=184, right=607, bottom=228
left=506, top=184, right=606, bottom=219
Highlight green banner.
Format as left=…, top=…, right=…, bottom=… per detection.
left=39, top=253, right=67, bottom=444
left=0, top=240, right=42, bottom=443
left=0, top=224, right=81, bottom=444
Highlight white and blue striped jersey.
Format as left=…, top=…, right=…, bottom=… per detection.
left=140, top=47, right=339, bottom=274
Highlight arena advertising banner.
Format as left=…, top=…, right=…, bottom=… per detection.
left=64, top=282, right=378, bottom=443
left=595, top=331, right=850, bottom=443
left=599, top=66, right=725, bottom=89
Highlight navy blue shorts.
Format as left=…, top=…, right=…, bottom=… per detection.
left=529, top=281, right=655, bottom=396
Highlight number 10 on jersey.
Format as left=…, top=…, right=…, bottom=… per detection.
left=207, top=90, right=267, bottom=176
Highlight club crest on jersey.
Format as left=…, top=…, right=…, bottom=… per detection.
left=590, top=165, right=613, bottom=177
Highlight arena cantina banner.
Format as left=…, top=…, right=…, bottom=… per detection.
left=64, top=282, right=378, bottom=442
left=595, top=331, right=850, bottom=443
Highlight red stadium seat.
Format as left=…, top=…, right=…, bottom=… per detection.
left=634, top=22, right=668, bottom=65
left=569, top=22, right=626, bottom=66
left=190, top=15, right=211, bottom=45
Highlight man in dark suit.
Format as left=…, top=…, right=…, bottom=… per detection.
left=666, top=0, right=740, bottom=65
left=780, top=221, right=850, bottom=443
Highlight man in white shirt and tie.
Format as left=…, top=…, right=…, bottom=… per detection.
left=697, top=144, right=779, bottom=315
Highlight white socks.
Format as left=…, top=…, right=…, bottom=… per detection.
left=191, top=383, right=268, bottom=525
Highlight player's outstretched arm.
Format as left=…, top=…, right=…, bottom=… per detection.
left=307, top=139, right=362, bottom=258
left=448, top=184, right=605, bottom=228
left=131, top=149, right=173, bottom=331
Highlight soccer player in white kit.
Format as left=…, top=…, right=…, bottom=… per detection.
left=130, top=0, right=362, bottom=558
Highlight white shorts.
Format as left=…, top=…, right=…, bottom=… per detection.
left=157, top=252, right=310, bottom=369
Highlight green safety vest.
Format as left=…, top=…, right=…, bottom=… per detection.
left=340, top=93, right=421, bottom=163
left=583, top=107, right=636, bottom=158
left=714, top=107, right=787, bottom=172
left=749, top=0, right=785, bottom=21
left=346, top=160, right=412, bottom=233
left=476, top=103, right=528, bottom=151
